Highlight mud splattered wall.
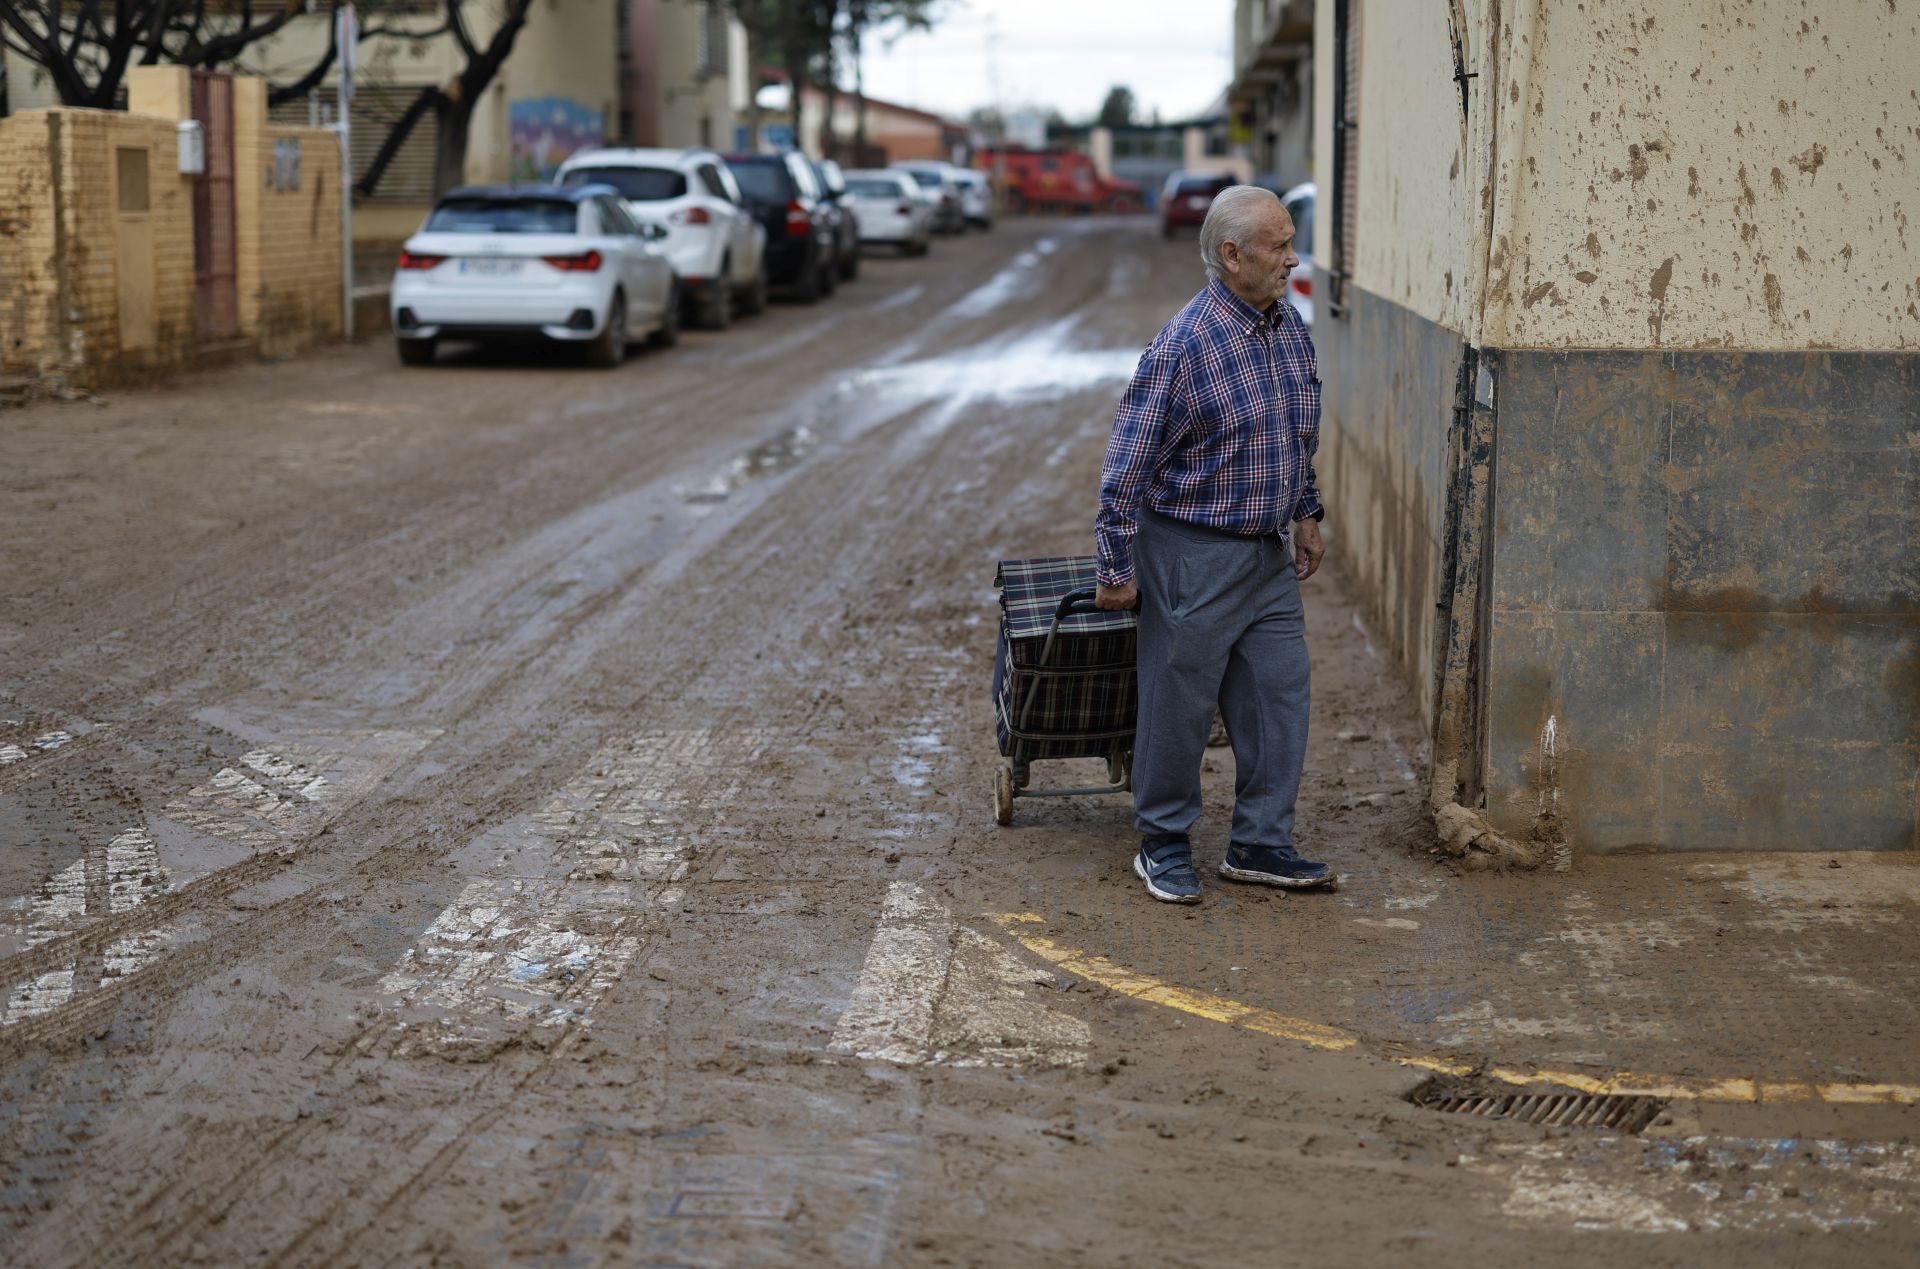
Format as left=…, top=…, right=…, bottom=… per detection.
left=1485, top=2, right=1919, bottom=351
left=1310, top=0, right=1919, bottom=853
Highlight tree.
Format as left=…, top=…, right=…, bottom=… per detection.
left=843, top=0, right=937, bottom=152
left=1097, top=84, right=1136, bottom=129
left=355, top=0, right=536, bottom=199
left=0, top=0, right=306, bottom=109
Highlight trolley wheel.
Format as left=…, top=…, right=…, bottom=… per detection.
left=993, top=765, right=1015, bottom=826
left=1108, top=749, right=1131, bottom=788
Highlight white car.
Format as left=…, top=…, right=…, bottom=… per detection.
left=891, top=161, right=966, bottom=234
left=950, top=169, right=994, bottom=230
left=556, top=147, right=768, bottom=330
left=391, top=184, right=678, bottom=368
left=841, top=170, right=933, bottom=255
left=1280, top=180, right=1316, bottom=326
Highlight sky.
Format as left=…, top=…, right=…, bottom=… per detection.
left=849, top=0, right=1237, bottom=125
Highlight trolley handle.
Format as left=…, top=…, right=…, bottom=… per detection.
left=1020, top=589, right=1108, bottom=732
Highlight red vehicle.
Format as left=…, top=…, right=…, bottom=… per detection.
left=1160, top=170, right=1236, bottom=238
left=977, top=148, right=1142, bottom=215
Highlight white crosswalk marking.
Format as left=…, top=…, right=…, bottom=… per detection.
left=831, top=881, right=1087, bottom=1070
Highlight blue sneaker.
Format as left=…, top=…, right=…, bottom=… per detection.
left=1134, top=837, right=1202, bottom=904
left=1219, top=842, right=1335, bottom=889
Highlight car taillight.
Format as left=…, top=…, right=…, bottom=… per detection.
left=785, top=200, right=810, bottom=237
left=1291, top=275, right=1313, bottom=296
left=397, top=250, right=445, bottom=270
left=670, top=207, right=711, bottom=226
left=543, top=250, right=603, bottom=272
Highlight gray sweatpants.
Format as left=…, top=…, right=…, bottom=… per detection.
left=1131, top=507, right=1310, bottom=850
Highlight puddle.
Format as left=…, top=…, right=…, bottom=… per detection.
left=842, top=317, right=1139, bottom=435
left=678, top=426, right=818, bottom=504
left=948, top=239, right=1056, bottom=319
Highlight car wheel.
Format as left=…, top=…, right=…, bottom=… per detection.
left=838, top=238, right=859, bottom=281
left=396, top=338, right=436, bottom=367
left=586, top=292, right=626, bottom=368
left=819, top=258, right=838, bottom=297
left=739, top=261, right=769, bottom=316
left=696, top=264, right=733, bottom=330
left=650, top=281, right=681, bottom=348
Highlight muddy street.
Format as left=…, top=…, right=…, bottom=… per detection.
left=2, top=219, right=1916, bottom=1266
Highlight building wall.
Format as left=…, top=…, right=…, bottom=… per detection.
left=1310, top=0, right=1919, bottom=854
left=242, top=0, right=618, bottom=233
left=1483, top=2, right=1919, bottom=351
left=0, top=107, right=197, bottom=384
left=641, top=0, right=736, bottom=149
left=0, top=70, right=343, bottom=387
left=231, top=78, right=345, bottom=354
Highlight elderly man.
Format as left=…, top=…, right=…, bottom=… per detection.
left=1094, top=185, right=1332, bottom=904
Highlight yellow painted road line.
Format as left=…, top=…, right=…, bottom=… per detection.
left=988, top=914, right=1920, bottom=1107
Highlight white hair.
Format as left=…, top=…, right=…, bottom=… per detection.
left=1199, top=185, right=1282, bottom=281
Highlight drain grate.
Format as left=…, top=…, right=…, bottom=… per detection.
left=1412, top=1081, right=1666, bottom=1133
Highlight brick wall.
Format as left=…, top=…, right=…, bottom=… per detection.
left=233, top=77, right=344, bottom=355
left=0, top=108, right=197, bottom=385
left=0, top=70, right=344, bottom=389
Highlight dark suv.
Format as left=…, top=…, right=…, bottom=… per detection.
left=723, top=152, right=839, bottom=303
left=811, top=157, right=861, bottom=282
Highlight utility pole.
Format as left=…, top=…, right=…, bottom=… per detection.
left=334, top=3, right=357, bottom=342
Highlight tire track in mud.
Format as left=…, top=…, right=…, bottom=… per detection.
left=2, top=221, right=1179, bottom=1265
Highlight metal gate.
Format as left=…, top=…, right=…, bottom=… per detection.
left=190, top=70, right=239, bottom=340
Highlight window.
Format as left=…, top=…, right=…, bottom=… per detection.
left=845, top=178, right=907, bottom=199
left=116, top=147, right=150, bottom=211
left=269, top=85, right=439, bottom=203
left=424, top=199, right=579, bottom=234
left=596, top=196, right=640, bottom=235
left=696, top=1, right=729, bottom=78
left=729, top=161, right=790, bottom=204
left=1286, top=194, right=1315, bottom=256
left=697, top=164, right=729, bottom=199
left=561, top=165, right=686, bottom=200
left=1329, top=0, right=1362, bottom=316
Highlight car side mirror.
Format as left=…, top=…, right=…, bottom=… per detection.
left=644, top=223, right=669, bottom=241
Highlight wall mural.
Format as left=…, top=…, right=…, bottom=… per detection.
left=508, top=97, right=606, bottom=182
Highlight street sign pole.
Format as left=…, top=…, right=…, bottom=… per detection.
left=336, top=3, right=357, bottom=342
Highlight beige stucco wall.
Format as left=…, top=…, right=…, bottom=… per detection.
left=648, top=0, right=742, bottom=149
left=1317, top=0, right=1920, bottom=351
left=1487, top=0, right=1918, bottom=350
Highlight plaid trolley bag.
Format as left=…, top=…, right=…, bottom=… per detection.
left=990, top=555, right=1138, bottom=825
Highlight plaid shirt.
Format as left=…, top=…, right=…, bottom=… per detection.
left=1095, top=279, right=1323, bottom=587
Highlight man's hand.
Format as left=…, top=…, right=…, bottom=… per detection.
left=1095, top=582, right=1138, bottom=611
left=1294, top=518, right=1326, bottom=581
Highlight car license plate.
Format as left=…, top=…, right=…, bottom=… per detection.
left=458, top=257, right=522, bottom=276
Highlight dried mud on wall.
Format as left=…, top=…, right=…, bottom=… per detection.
left=1484, top=1, right=1920, bottom=351
left=1484, top=348, right=1919, bottom=854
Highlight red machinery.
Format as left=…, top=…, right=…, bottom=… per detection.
left=976, top=148, right=1143, bottom=215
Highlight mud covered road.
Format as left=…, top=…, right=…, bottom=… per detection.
left=3, top=220, right=1917, bottom=1266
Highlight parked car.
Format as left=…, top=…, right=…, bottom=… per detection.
left=1160, top=170, right=1235, bottom=238
left=842, top=170, right=933, bottom=254
left=391, top=184, right=678, bottom=368
left=553, top=147, right=767, bottom=330
left=950, top=168, right=994, bottom=229
left=891, top=162, right=966, bottom=234
left=1280, top=180, right=1316, bottom=326
left=722, top=152, right=839, bottom=303
left=810, top=157, right=861, bottom=281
